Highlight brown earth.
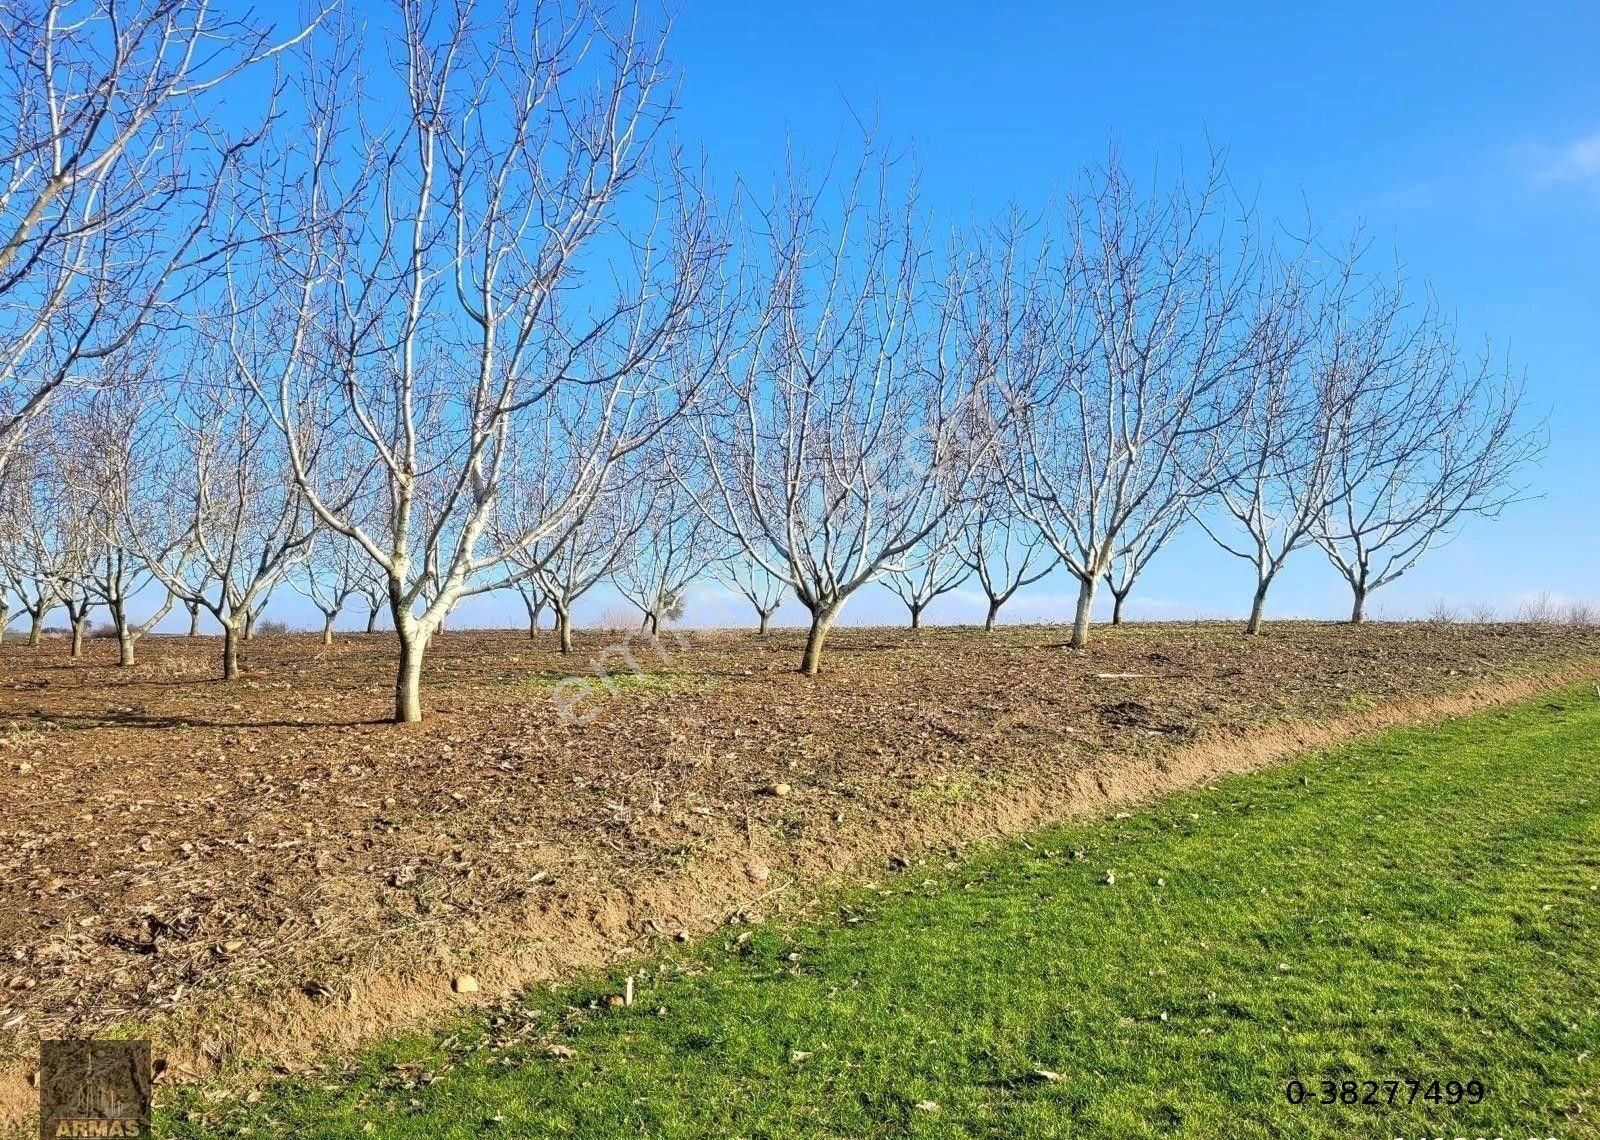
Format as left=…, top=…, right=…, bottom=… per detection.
left=2, top=620, right=1598, bottom=1126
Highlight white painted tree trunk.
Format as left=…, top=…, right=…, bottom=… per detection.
left=1070, top=577, right=1095, bottom=649
left=394, top=628, right=431, bottom=723
left=800, top=603, right=841, bottom=675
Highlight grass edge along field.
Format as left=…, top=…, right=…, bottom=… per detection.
left=162, top=683, right=1600, bottom=1139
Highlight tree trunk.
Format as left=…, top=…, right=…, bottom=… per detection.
left=984, top=597, right=999, bottom=633
left=28, top=610, right=43, bottom=646
left=556, top=608, right=573, bottom=654
left=222, top=622, right=242, bottom=680
left=800, top=603, right=841, bottom=675
left=1069, top=577, right=1095, bottom=649
left=645, top=611, right=659, bottom=638
left=1246, top=577, right=1271, bottom=636
left=908, top=603, right=922, bottom=631
left=243, top=610, right=256, bottom=641
left=1110, top=590, right=1127, bottom=626
left=757, top=610, right=771, bottom=636
left=322, top=614, right=335, bottom=645
left=1349, top=583, right=1368, bottom=625
left=111, top=599, right=134, bottom=666
left=187, top=601, right=201, bottom=637
left=70, top=617, right=86, bottom=658
left=366, top=607, right=379, bottom=635
left=0, top=602, right=9, bottom=648
left=394, top=629, right=430, bottom=723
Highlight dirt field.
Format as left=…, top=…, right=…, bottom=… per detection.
left=3, top=620, right=1598, bottom=1112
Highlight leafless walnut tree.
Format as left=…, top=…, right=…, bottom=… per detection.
left=884, top=506, right=972, bottom=631
left=254, top=0, right=725, bottom=721
left=520, top=487, right=642, bottom=655
left=353, top=563, right=390, bottom=635
left=1107, top=464, right=1196, bottom=624
left=1314, top=334, right=1542, bottom=622
left=513, top=578, right=547, bottom=639
left=1008, top=153, right=1255, bottom=648
left=0, top=0, right=309, bottom=482
left=292, top=529, right=368, bottom=645
left=690, top=146, right=995, bottom=674
left=500, top=446, right=649, bottom=655
left=0, top=411, right=94, bottom=647
left=135, top=364, right=314, bottom=679
left=1197, top=248, right=1435, bottom=634
left=615, top=454, right=716, bottom=637
left=709, top=550, right=788, bottom=635
left=65, top=375, right=181, bottom=665
left=963, top=438, right=1052, bottom=632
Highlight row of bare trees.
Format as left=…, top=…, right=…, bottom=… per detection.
left=0, top=0, right=1541, bottom=723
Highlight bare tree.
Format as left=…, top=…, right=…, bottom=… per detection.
left=1101, top=469, right=1191, bottom=625
left=1315, top=336, right=1542, bottom=622
left=0, top=420, right=93, bottom=646
left=1008, top=153, right=1255, bottom=648
left=0, top=0, right=310, bottom=481
left=710, top=551, right=787, bottom=635
left=513, top=481, right=643, bottom=655
left=514, top=579, right=547, bottom=639
left=965, top=455, right=1051, bottom=632
left=136, top=370, right=313, bottom=679
left=616, top=460, right=715, bottom=637
left=66, top=381, right=181, bottom=665
left=690, top=145, right=994, bottom=673
left=0, top=560, right=56, bottom=647
left=1197, top=249, right=1423, bottom=634
left=292, top=529, right=366, bottom=645
left=884, top=509, right=971, bottom=630
left=253, top=1, right=725, bottom=721
left=353, top=564, right=389, bottom=635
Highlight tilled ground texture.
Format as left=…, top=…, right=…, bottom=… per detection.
left=2, top=620, right=1597, bottom=1096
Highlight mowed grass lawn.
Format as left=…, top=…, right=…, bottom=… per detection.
left=171, top=687, right=1600, bottom=1139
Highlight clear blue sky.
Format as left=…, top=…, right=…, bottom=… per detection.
left=268, top=2, right=1600, bottom=630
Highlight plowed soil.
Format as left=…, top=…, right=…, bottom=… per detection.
left=2, top=620, right=1597, bottom=1110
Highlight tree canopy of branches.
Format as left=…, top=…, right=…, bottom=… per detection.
left=691, top=146, right=995, bottom=673
left=1007, top=154, right=1254, bottom=648
left=248, top=0, right=728, bottom=720
left=710, top=551, right=788, bottom=635
left=136, top=367, right=312, bottom=679
left=884, top=507, right=972, bottom=630
left=1315, top=335, right=1541, bottom=622
left=0, top=0, right=308, bottom=483
left=616, top=455, right=714, bottom=637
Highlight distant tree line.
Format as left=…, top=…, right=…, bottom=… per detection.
left=0, top=0, right=1541, bottom=721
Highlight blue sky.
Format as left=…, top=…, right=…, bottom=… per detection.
left=259, top=2, right=1600, bottom=631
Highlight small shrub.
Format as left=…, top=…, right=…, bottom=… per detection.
left=1565, top=600, right=1598, bottom=629
left=90, top=622, right=119, bottom=639
left=1469, top=602, right=1498, bottom=624
left=1515, top=591, right=1560, bottom=625
left=597, top=606, right=638, bottom=633
left=1425, top=599, right=1461, bottom=625
left=256, top=619, right=291, bottom=636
